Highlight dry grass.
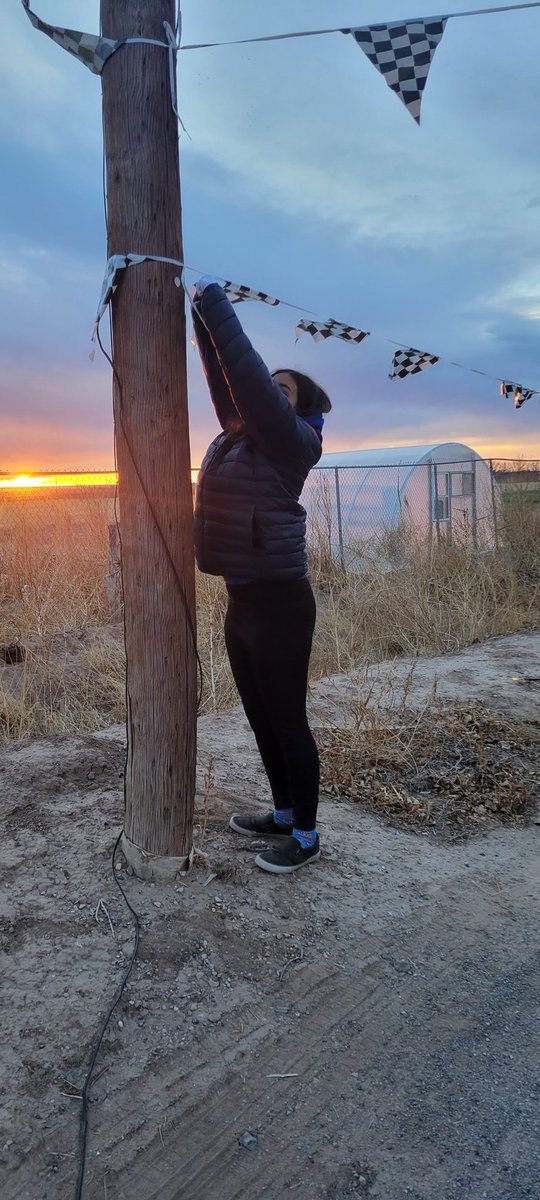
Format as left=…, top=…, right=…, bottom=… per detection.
left=0, top=493, right=113, bottom=644
left=0, top=483, right=539, bottom=742
left=0, top=631, right=126, bottom=742
left=307, top=490, right=540, bottom=671
left=314, top=669, right=539, bottom=838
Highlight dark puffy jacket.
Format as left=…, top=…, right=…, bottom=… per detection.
left=193, top=284, right=322, bottom=580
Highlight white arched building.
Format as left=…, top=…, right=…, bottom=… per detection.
left=304, top=442, right=500, bottom=561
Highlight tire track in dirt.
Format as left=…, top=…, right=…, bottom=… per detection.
left=83, top=958, right=390, bottom=1200
left=79, top=876, right=538, bottom=1200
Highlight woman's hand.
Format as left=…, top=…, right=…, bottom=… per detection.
left=194, top=275, right=221, bottom=298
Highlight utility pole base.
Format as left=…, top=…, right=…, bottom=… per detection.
left=121, top=832, right=193, bottom=881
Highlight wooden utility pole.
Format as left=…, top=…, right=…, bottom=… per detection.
left=101, top=0, right=197, bottom=880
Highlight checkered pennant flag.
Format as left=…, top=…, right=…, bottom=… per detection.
left=350, top=20, right=448, bottom=124
left=515, top=388, right=534, bottom=409
left=23, top=1, right=118, bottom=74
left=222, top=281, right=280, bottom=306
left=390, top=348, right=440, bottom=379
left=500, top=381, right=535, bottom=409
left=296, top=318, right=369, bottom=345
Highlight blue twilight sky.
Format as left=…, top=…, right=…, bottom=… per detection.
left=1, top=0, right=539, bottom=471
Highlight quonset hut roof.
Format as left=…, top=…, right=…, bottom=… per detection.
left=317, top=442, right=483, bottom=468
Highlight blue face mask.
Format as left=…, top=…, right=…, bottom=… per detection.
left=300, top=413, right=324, bottom=441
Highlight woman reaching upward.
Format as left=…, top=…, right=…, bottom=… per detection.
left=192, top=278, right=332, bottom=875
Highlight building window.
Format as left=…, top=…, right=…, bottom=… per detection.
left=454, top=472, right=473, bottom=497
left=434, top=472, right=451, bottom=522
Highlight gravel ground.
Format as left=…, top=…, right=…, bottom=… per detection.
left=1, top=631, right=539, bottom=1200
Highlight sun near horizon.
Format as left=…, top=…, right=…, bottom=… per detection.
left=0, top=437, right=538, bottom=491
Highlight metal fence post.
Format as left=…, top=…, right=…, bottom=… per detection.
left=427, top=460, right=433, bottom=551
left=106, top=519, right=122, bottom=610
left=447, top=469, right=453, bottom=545
left=334, top=467, right=346, bottom=571
left=471, top=458, right=478, bottom=549
left=489, top=459, right=500, bottom=550
left=432, top=464, right=441, bottom=546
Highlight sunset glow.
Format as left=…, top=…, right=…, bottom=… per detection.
left=0, top=473, right=117, bottom=490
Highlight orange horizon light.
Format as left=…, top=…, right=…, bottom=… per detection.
left=0, top=473, right=118, bottom=490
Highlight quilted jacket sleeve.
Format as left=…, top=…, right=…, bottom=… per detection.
left=191, top=301, right=237, bottom=430
left=196, top=284, right=322, bottom=470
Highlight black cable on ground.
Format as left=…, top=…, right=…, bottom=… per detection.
left=74, top=310, right=204, bottom=1200
left=75, top=14, right=201, bottom=1190
left=74, top=833, right=140, bottom=1200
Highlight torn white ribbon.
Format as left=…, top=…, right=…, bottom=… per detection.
left=91, top=253, right=183, bottom=355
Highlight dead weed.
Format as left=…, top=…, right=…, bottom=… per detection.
left=317, top=685, right=539, bottom=839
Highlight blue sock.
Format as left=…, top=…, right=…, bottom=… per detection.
left=274, top=807, right=294, bottom=827
left=293, top=828, right=317, bottom=849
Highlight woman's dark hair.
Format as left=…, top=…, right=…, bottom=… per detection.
left=272, top=370, right=332, bottom=416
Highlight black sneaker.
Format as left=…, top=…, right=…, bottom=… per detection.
left=229, top=811, right=294, bottom=838
left=255, top=835, right=321, bottom=874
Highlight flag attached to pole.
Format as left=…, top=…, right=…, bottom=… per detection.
left=22, top=0, right=119, bottom=74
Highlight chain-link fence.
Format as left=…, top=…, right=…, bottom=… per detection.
left=304, top=457, right=512, bottom=568
left=0, top=462, right=538, bottom=612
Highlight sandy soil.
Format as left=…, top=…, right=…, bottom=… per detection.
left=1, top=631, right=539, bottom=1200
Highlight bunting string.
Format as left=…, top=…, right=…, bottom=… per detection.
left=179, top=3, right=540, bottom=48
left=91, top=256, right=538, bottom=408
left=23, top=1, right=540, bottom=125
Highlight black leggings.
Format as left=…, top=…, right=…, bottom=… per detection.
left=224, top=577, right=320, bottom=831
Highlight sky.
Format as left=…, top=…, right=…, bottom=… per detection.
left=1, top=0, right=539, bottom=472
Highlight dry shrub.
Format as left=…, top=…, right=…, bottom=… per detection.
left=0, top=477, right=539, bottom=739
left=315, top=670, right=539, bottom=837
left=0, top=631, right=125, bottom=745
left=0, top=492, right=112, bottom=644
left=497, top=481, right=540, bottom=585
left=195, top=573, right=236, bottom=714
left=309, top=496, right=540, bottom=676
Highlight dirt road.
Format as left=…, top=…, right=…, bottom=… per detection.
left=1, top=632, right=539, bottom=1199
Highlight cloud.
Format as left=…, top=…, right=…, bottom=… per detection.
left=0, top=353, right=113, bottom=470
left=0, top=2, right=101, bottom=156
left=2, top=0, right=538, bottom=466
left=180, top=8, right=540, bottom=252
left=484, top=271, right=540, bottom=322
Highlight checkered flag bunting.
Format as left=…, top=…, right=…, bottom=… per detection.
left=222, top=281, right=280, bottom=306
left=296, top=318, right=369, bottom=345
left=500, top=381, right=535, bottom=409
left=23, top=2, right=118, bottom=74
left=350, top=20, right=448, bottom=124
left=390, top=348, right=440, bottom=379
left=89, top=259, right=535, bottom=414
